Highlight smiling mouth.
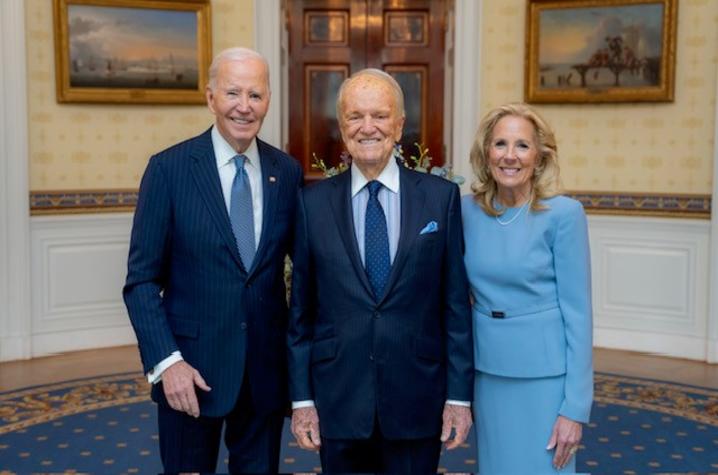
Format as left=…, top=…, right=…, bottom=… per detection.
left=358, top=138, right=381, bottom=145
left=231, top=117, right=253, bottom=125
left=499, top=167, right=521, bottom=176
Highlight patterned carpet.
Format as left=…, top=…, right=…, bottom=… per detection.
left=0, top=372, right=717, bottom=474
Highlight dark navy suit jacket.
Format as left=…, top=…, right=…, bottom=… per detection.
left=124, top=128, right=302, bottom=417
left=287, top=164, right=473, bottom=439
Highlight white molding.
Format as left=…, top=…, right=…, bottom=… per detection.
left=589, top=215, right=711, bottom=361
left=254, top=0, right=283, bottom=149
left=32, top=325, right=137, bottom=358
left=709, top=55, right=718, bottom=363
left=0, top=0, right=32, bottom=361
left=452, top=0, right=482, bottom=194
left=594, top=327, right=708, bottom=361
left=30, top=214, right=134, bottom=358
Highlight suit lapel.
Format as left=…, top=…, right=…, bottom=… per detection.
left=249, top=139, right=280, bottom=277
left=377, top=167, right=426, bottom=304
left=329, top=171, right=374, bottom=297
left=190, top=129, right=246, bottom=272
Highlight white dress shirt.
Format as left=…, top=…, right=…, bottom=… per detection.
left=147, top=126, right=264, bottom=384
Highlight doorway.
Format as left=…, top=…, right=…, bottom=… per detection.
left=285, top=0, right=450, bottom=178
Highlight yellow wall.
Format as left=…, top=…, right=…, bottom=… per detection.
left=480, top=0, right=718, bottom=194
left=27, top=0, right=718, bottom=195
left=25, top=0, right=254, bottom=191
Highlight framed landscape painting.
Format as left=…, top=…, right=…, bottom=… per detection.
left=525, top=0, right=677, bottom=103
left=53, top=0, right=211, bottom=104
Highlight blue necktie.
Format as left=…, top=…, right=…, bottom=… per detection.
left=365, top=180, right=390, bottom=300
left=230, top=154, right=255, bottom=270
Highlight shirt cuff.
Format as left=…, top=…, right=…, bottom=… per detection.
left=292, top=400, right=316, bottom=409
left=147, top=351, right=183, bottom=384
left=446, top=399, right=471, bottom=407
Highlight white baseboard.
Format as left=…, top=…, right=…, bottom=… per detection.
left=31, top=324, right=137, bottom=358
left=594, top=327, right=708, bottom=361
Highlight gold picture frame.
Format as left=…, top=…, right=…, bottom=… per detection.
left=525, top=0, right=677, bottom=103
left=53, top=0, right=211, bottom=104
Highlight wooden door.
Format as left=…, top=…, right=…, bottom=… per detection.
left=287, top=0, right=447, bottom=179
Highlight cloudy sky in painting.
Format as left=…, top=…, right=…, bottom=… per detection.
left=539, top=4, right=664, bottom=65
left=68, top=5, right=197, bottom=67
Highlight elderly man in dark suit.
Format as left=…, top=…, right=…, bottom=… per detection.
left=123, top=47, right=302, bottom=473
left=287, top=68, right=473, bottom=473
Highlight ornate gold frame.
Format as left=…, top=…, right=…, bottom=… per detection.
left=53, top=0, right=211, bottom=104
left=525, top=0, right=677, bottom=103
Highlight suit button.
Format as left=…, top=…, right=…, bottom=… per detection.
left=240, top=322, right=248, bottom=330
left=369, top=354, right=374, bottom=361
left=373, top=312, right=380, bottom=319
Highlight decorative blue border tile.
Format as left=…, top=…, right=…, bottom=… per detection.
left=568, top=192, right=710, bottom=218
left=30, top=190, right=711, bottom=217
left=30, top=190, right=138, bottom=214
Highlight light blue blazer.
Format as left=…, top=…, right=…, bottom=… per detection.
left=462, top=195, right=593, bottom=423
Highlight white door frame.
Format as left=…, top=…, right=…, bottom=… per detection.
left=254, top=0, right=482, bottom=187
left=708, top=61, right=718, bottom=363
left=0, top=0, right=32, bottom=360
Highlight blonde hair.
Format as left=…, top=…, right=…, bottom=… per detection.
left=469, top=102, right=562, bottom=216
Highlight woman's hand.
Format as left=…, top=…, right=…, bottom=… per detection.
left=546, top=415, right=582, bottom=469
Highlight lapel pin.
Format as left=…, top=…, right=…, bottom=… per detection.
left=269, top=176, right=277, bottom=183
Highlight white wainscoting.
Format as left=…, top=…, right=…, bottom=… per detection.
left=30, top=213, right=136, bottom=357
left=26, top=212, right=714, bottom=361
left=589, top=215, right=711, bottom=361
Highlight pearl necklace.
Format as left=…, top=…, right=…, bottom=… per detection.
left=495, top=200, right=528, bottom=226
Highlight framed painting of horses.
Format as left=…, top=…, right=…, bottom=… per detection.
left=525, top=0, right=676, bottom=103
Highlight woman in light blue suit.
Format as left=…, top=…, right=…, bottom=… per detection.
left=462, top=103, right=593, bottom=473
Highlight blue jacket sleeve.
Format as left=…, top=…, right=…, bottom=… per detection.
left=554, top=200, right=593, bottom=423
left=443, top=184, right=474, bottom=402
left=122, top=156, right=178, bottom=373
left=286, top=190, right=316, bottom=402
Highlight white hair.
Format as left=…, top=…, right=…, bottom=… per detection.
left=336, top=68, right=405, bottom=119
left=207, top=47, right=270, bottom=90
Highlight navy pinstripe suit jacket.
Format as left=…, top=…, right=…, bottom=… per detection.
left=287, top=164, right=473, bottom=439
left=124, top=128, right=302, bottom=417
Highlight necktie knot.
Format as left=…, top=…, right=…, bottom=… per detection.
left=233, top=154, right=247, bottom=171
left=367, top=180, right=382, bottom=199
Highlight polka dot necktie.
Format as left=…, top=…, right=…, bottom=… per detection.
left=365, top=180, right=390, bottom=300
left=229, top=154, right=255, bottom=270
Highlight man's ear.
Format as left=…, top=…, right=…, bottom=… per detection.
left=394, top=115, right=406, bottom=141
left=205, top=86, right=215, bottom=114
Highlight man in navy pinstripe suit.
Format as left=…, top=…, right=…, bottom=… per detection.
left=123, top=48, right=302, bottom=473
left=287, top=69, right=473, bottom=473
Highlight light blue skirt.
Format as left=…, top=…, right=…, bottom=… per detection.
left=474, top=371, right=577, bottom=474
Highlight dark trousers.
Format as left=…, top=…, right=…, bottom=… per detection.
left=157, top=375, right=284, bottom=474
left=319, top=423, right=442, bottom=474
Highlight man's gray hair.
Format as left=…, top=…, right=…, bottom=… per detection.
left=336, top=68, right=405, bottom=119
left=207, top=47, right=270, bottom=90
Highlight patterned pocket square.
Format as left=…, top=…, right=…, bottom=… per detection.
left=419, top=221, right=438, bottom=235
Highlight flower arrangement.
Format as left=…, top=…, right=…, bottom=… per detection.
left=312, top=143, right=465, bottom=185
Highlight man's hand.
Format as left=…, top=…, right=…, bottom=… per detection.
left=440, top=403, right=472, bottom=450
left=291, top=406, right=321, bottom=451
left=161, top=361, right=211, bottom=418
left=546, top=415, right=582, bottom=469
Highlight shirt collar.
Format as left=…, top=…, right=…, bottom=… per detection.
left=211, top=125, right=260, bottom=170
left=351, top=157, right=400, bottom=197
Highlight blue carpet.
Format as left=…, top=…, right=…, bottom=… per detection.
left=0, top=372, right=717, bottom=474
